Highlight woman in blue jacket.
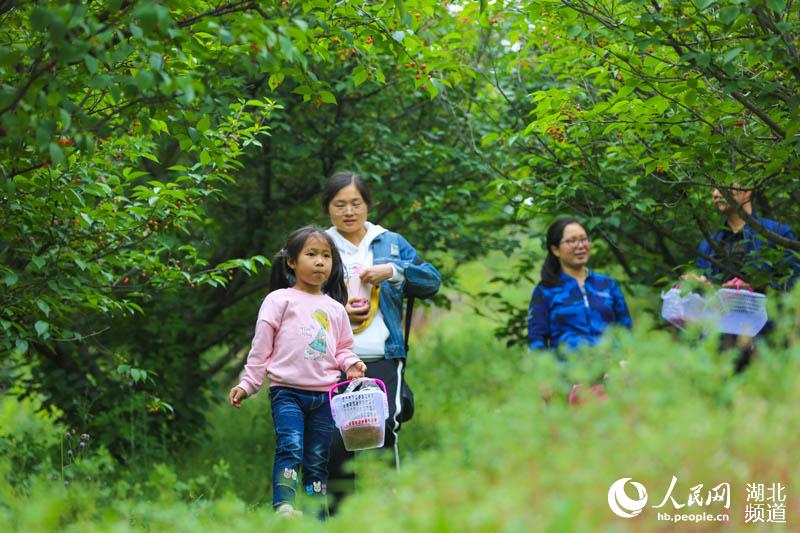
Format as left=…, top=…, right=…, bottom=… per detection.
left=528, top=218, right=632, bottom=352
left=322, top=171, right=441, bottom=514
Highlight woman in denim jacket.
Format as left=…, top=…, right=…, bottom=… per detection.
left=322, top=171, right=441, bottom=513
left=528, top=217, right=632, bottom=352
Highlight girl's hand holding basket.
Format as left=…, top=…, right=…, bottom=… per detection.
left=346, top=361, right=367, bottom=380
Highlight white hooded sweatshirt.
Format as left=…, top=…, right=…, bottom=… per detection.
left=327, top=222, right=404, bottom=360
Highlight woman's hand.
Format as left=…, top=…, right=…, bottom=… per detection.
left=346, top=296, right=371, bottom=324
left=346, top=361, right=367, bottom=380
left=679, top=273, right=712, bottom=287
left=359, top=264, right=394, bottom=285
left=722, top=278, right=752, bottom=290
left=229, top=386, right=247, bottom=408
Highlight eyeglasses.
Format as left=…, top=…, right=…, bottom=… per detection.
left=331, top=201, right=365, bottom=214
left=560, top=236, right=591, bottom=248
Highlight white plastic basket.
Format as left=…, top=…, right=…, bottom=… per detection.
left=329, top=378, right=389, bottom=451
left=660, top=288, right=708, bottom=329
left=660, top=287, right=768, bottom=336
left=716, top=289, right=768, bottom=336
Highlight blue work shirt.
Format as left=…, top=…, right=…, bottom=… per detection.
left=697, top=214, right=799, bottom=291
left=527, top=271, right=632, bottom=352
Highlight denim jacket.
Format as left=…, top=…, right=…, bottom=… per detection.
left=371, top=231, right=441, bottom=359
left=697, top=214, right=799, bottom=291
left=527, top=271, right=632, bottom=352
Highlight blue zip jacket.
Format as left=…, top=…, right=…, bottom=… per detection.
left=370, top=231, right=441, bottom=359
left=697, top=214, right=799, bottom=291
left=527, top=271, right=632, bottom=352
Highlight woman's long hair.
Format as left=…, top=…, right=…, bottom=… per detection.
left=540, top=217, right=586, bottom=288
left=269, top=225, right=348, bottom=305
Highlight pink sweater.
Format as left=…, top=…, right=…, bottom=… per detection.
left=237, top=288, right=361, bottom=395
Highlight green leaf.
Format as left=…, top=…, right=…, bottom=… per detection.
left=695, top=52, right=711, bottom=68
left=425, top=78, right=439, bottom=99
left=1, top=176, right=15, bottom=195
left=608, top=100, right=629, bottom=114
left=767, top=0, right=786, bottom=11
left=353, top=66, right=368, bottom=87
left=84, top=54, right=99, bottom=74
left=16, top=339, right=29, bottom=354
left=669, top=125, right=682, bottom=137
left=293, top=17, right=308, bottom=32
left=617, top=85, right=636, bottom=99
left=0, top=48, right=20, bottom=70
left=4, top=271, right=17, bottom=287
left=151, top=118, right=168, bottom=134
left=567, top=25, right=583, bottom=37
left=149, top=52, right=163, bottom=71
left=268, top=73, right=284, bottom=90
left=35, top=320, right=49, bottom=337
left=722, top=47, right=742, bottom=64
left=31, top=256, right=46, bottom=269
left=197, top=116, right=210, bottom=133
left=319, top=90, right=337, bottom=104
left=481, top=132, right=500, bottom=147
left=36, top=299, right=51, bottom=317
left=245, top=99, right=269, bottom=108
left=49, top=142, right=65, bottom=165
left=718, top=6, right=740, bottom=25
left=178, top=77, right=195, bottom=104
left=394, top=0, right=407, bottom=21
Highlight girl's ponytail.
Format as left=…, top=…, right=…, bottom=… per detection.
left=269, top=248, right=295, bottom=293
left=322, top=260, right=347, bottom=307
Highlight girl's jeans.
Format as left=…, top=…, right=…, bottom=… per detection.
left=269, top=386, right=335, bottom=508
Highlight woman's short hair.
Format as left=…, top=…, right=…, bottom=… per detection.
left=321, top=171, right=372, bottom=213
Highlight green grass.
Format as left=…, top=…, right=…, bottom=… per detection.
left=3, top=270, right=800, bottom=531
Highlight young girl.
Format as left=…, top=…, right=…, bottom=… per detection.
left=228, top=226, right=366, bottom=517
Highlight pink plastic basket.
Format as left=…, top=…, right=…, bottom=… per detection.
left=329, top=378, right=389, bottom=451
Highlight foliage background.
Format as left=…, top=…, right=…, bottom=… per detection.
left=2, top=0, right=798, bottom=530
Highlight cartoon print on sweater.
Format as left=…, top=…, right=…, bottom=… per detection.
left=303, top=308, right=330, bottom=361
